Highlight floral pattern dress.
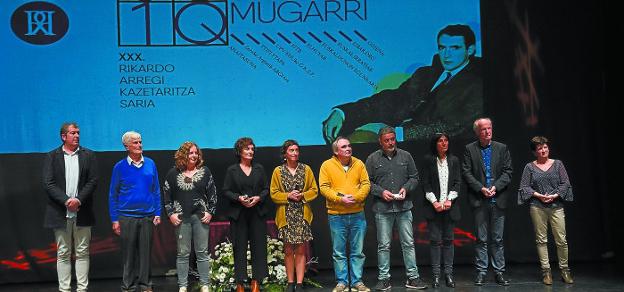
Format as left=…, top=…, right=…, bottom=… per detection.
left=278, top=163, right=313, bottom=244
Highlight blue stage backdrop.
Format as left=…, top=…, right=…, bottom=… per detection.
left=1, top=0, right=481, bottom=153
left=1, top=0, right=615, bottom=285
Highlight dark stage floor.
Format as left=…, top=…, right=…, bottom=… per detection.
left=1, top=262, right=622, bottom=292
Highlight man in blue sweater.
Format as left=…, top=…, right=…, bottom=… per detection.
left=109, top=131, right=161, bottom=292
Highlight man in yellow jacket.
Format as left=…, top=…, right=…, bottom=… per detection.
left=319, top=136, right=371, bottom=292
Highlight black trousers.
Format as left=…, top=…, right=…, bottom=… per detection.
left=428, top=215, right=455, bottom=276
left=119, top=216, right=154, bottom=291
left=230, top=208, right=268, bottom=283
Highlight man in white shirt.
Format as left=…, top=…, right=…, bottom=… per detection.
left=43, top=122, right=98, bottom=292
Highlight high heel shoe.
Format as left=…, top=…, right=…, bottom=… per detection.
left=251, top=279, right=260, bottom=292
left=236, top=283, right=245, bottom=292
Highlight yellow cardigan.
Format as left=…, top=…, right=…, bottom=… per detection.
left=270, top=164, right=319, bottom=229
left=319, top=156, right=370, bottom=215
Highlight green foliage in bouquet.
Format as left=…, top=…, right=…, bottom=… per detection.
left=209, top=236, right=287, bottom=291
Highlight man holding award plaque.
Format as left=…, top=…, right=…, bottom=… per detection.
left=365, top=126, right=427, bottom=291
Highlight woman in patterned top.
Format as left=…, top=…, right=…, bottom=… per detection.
left=421, top=132, right=461, bottom=288
left=162, top=141, right=217, bottom=292
left=518, top=136, right=574, bottom=285
left=270, top=140, right=318, bottom=292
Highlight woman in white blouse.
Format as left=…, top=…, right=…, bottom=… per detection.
left=421, top=132, right=461, bottom=288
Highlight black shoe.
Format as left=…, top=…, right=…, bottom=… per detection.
left=474, top=273, right=486, bottom=286
left=405, top=277, right=427, bottom=290
left=295, top=283, right=305, bottom=292
left=373, top=278, right=391, bottom=291
left=495, top=273, right=510, bottom=286
left=445, top=274, right=455, bottom=288
left=287, top=282, right=296, bottom=292
left=432, top=275, right=440, bottom=288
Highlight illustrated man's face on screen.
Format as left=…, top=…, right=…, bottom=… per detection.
left=438, top=34, right=474, bottom=71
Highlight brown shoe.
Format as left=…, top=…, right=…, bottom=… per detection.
left=332, top=283, right=347, bottom=292
left=351, top=282, right=370, bottom=292
left=251, top=279, right=260, bottom=292
left=542, top=268, right=552, bottom=285
left=561, top=269, right=574, bottom=284
left=236, top=283, right=245, bottom=292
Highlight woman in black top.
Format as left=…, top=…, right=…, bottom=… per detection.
left=162, top=141, right=217, bottom=292
left=421, top=132, right=461, bottom=288
left=518, top=136, right=574, bottom=285
left=223, top=137, right=269, bottom=292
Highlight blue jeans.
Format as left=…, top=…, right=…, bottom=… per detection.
left=375, top=211, right=419, bottom=280
left=176, top=214, right=211, bottom=287
left=328, top=211, right=367, bottom=286
left=474, top=203, right=506, bottom=274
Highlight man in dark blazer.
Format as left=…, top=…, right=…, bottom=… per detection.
left=322, top=24, right=482, bottom=143
left=462, top=118, right=512, bottom=286
left=42, top=122, right=98, bottom=292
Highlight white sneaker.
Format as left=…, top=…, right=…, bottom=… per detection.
left=200, top=285, right=210, bottom=292
left=179, top=287, right=187, bottom=292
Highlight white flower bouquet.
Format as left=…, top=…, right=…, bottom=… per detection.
left=209, top=236, right=287, bottom=292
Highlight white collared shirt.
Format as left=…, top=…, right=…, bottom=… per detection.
left=426, top=156, right=458, bottom=204
left=436, top=157, right=450, bottom=202
left=430, top=60, right=470, bottom=92
left=63, top=146, right=80, bottom=218
left=127, top=155, right=144, bottom=168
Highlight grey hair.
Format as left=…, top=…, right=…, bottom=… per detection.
left=473, top=117, right=492, bottom=133
left=377, top=126, right=395, bottom=138
left=331, top=136, right=349, bottom=153
left=122, top=131, right=141, bottom=146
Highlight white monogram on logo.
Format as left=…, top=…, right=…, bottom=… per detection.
left=25, top=10, right=55, bottom=36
